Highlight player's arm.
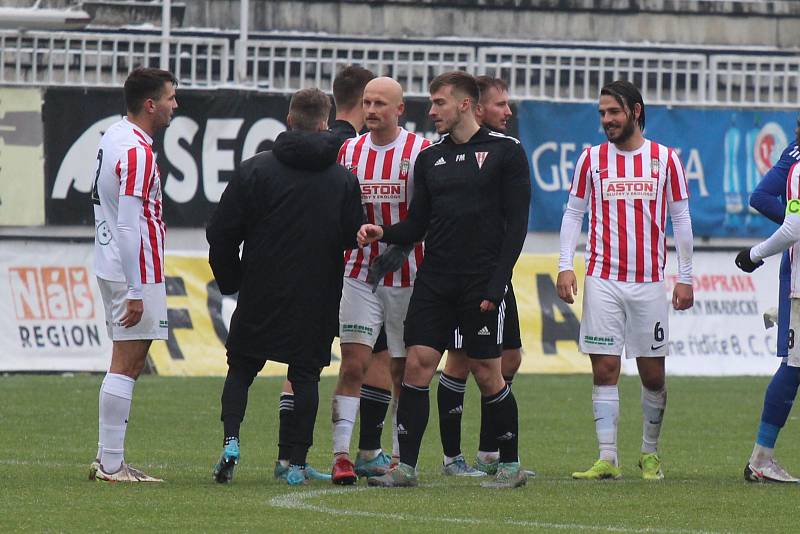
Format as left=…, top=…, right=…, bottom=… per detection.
left=738, top=163, right=800, bottom=273
left=666, top=149, right=694, bottom=310
left=206, top=168, right=247, bottom=295
left=116, top=145, right=153, bottom=327
left=749, top=144, right=795, bottom=225
left=485, top=142, right=531, bottom=307
left=360, top=155, right=431, bottom=247
left=557, top=148, right=591, bottom=304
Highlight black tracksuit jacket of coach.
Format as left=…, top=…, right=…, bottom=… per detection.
left=206, top=130, right=364, bottom=368
left=380, top=127, right=531, bottom=305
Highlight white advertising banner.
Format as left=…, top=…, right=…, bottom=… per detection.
left=0, top=240, right=111, bottom=372
left=622, top=250, right=783, bottom=376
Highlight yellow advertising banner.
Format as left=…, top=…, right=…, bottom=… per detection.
left=149, top=253, right=591, bottom=377
left=0, top=88, right=44, bottom=226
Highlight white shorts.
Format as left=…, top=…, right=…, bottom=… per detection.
left=579, top=276, right=669, bottom=358
left=98, top=277, right=168, bottom=341
left=339, top=277, right=413, bottom=358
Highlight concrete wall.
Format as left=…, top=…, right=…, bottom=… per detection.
left=182, top=0, right=800, bottom=48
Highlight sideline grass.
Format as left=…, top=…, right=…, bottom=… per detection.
left=1, top=373, right=797, bottom=533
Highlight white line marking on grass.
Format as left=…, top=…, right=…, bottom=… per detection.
left=268, top=487, right=719, bottom=533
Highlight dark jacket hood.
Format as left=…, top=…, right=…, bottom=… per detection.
left=272, top=130, right=342, bottom=171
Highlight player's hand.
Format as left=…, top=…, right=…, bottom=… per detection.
left=556, top=270, right=578, bottom=304
left=366, top=244, right=412, bottom=292
left=735, top=248, right=763, bottom=273
left=121, top=299, right=144, bottom=328
left=480, top=300, right=496, bottom=312
left=672, top=283, right=694, bottom=311
left=357, top=224, right=383, bottom=248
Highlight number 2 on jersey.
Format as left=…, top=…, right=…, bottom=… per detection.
left=91, top=148, right=104, bottom=205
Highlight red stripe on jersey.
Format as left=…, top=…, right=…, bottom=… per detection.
left=633, top=153, right=644, bottom=283
left=788, top=162, right=800, bottom=199
left=615, top=153, right=627, bottom=281
left=132, top=128, right=149, bottom=146
left=398, top=135, right=420, bottom=287
left=352, top=148, right=378, bottom=279
left=115, top=160, right=121, bottom=179
left=352, top=135, right=368, bottom=168
left=667, top=149, right=682, bottom=200
left=599, top=144, right=611, bottom=279
left=586, top=148, right=599, bottom=275
left=142, top=149, right=162, bottom=283
left=381, top=148, right=396, bottom=286
left=125, top=147, right=137, bottom=195
left=337, top=139, right=350, bottom=165
left=139, top=237, right=146, bottom=284
left=575, top=148, right=591, bottom=199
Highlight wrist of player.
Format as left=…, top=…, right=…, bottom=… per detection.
left=126, top=287, right=143, bottom=300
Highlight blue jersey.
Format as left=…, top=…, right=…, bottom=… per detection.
left=750, top=142, right=800, bottom=356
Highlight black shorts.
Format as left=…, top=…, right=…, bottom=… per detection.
left=404, top=271, right=503, bottom=359
left=446, top=281, right=521, bottom=352
left=373, top=326, right=388, bottom=353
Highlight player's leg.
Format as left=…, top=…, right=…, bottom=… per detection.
left=477, top=284, right=522, bottom=473
left=390, top=356, right=405, bottom=466
left=214, top=353, right=266, bottom=483
left=440, top=346, right=482, bottom=476
left=285, top=363, right=324, bottom=485
left=369, top=274, right=452, bottom=487
left=274, top=379, right=294, bottom=478
left=91, top=278, right=165, bottom=483
left=746, top=254, right=800, bottom=482
left=572, top=277, right=625, bottom=480
left=332, top=279, right=383, bottom=484
left=627, top=279, right=670, bottom=480
left=356, top=340, right=393, bottom=477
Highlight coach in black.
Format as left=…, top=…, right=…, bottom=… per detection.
left=206, top=88, right=364, bottom=486
left=360, top=71, right=531, bottom=489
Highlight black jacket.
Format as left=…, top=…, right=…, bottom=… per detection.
left=206, top=130, right=364, bottom=367
left=381, top=127, right=531, bottom=305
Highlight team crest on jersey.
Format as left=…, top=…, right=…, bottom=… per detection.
left=400, top=158, right=410, bottom=177
left=650, top=158, right=660, bottom=178
left=475, top=151, right=489, bottom=169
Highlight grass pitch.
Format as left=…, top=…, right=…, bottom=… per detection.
left=1, top=373, right=798, bottom=533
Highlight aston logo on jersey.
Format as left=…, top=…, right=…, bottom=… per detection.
left=602, top=177, right=658, bottom=201
left=360, top=180, right=407, bottom=203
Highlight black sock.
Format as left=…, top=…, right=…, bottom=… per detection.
left=437, top=373, right=466, bottom=459
left=358, top=385, right=391, bottom=452
left=478, top=376, right=513, bottom=453
left=277, top=393, right=294, bottom=461
left=482, top=384, right=519, bottom=464
left=398, top=382, right=430, bottom=468
left=289, top=380, right=319, bottom=467
left=220, top=358, right=262, bottom=445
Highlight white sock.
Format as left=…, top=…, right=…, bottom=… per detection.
left=750, top=443, right=774, bottom=468
left=391, top=394, right=399, bottom=459
left=96, top=378, right=105, bottom=461
left=99, top=373, right=135, bottom=473
left=641, top=386, right=667, bottom=454
left=358, top=449, right=382, bottom=461
left=592, top=385, right=619, bottom=466
left=332, top=395, right=359, bottom=456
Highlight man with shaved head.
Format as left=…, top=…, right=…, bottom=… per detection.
left=330, top=76, right=431, bottom=484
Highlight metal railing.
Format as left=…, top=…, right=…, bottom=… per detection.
left=237, top=40, right=475, bottom=97
left=1, top=30, right=799, bottom=108
left=0, top=31, right=230, bottom=88
left=477, top=47, right=708, bottom=105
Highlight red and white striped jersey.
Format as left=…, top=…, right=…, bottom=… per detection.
left=338, top=128, right=430, bottom=287
left=569, top=139, right=689, bottom=282
left=786, top=162, right=800, bottom=297
left=93, top=118, right=166, bottom=284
